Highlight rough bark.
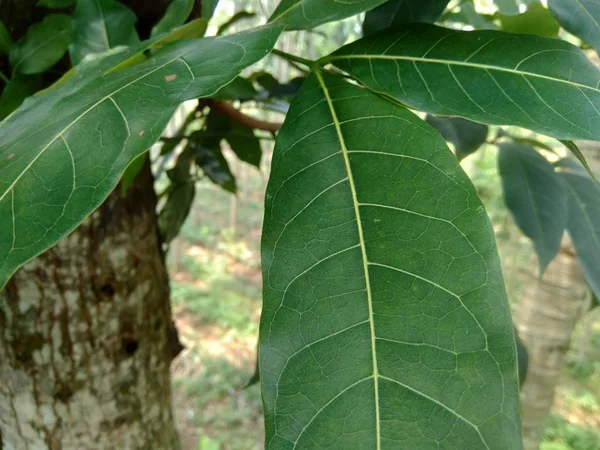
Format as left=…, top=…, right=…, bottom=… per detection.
left=513, top=239, right=588, bottom=449
left=0, top=161, right=181, bottom=449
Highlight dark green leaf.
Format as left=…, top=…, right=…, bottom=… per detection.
left=151, top=0, right=195, bottom=37
left=266, top=77, right=305, bottom=99
left=253, top=71, right=279, bottom=91
left=560, top=140, right=599, bottom=183
left=212, top=76, right=257, bottom=100
left=498, top=144, right=567, bottom=274
left=0, top=74, right=42, bottom=120
left=9, top=14, right=72, bottom=74
left=363, top=0, right=450, bottom=36
left=549, top=0, right=600, bottom=53
left=69, top=0, right=139, bottom=65
left=269, top=0, right=387, bottom=30
left=514, top=327, right=528, bottom=386
left=159, top=181, right=195, bottom=243
left=591, top=289, right=599, bottom=309
left=497, top=2, right=560, bottom=37
left=560, top=171, right=600, bottom=301
left=202, top=0, right=220, bottom=21
left=0, top=24, right=282, bottom=290
left=496, top=130, right=557, bottom=154
left=37, top=0, right=76, bottom=7
left=218, top=11, right=257, bottom=35
left=0, top=20, right=12, bottom=55
left=189, top=135, right=236, bottom=193
left=225, top=122, right=262, bottom=168
left=425, top=115, right=488, bottom=161
left=245, top=354, right=260, bottom=388
left=326, top=24, right=600, bottom=142
left=260, top=72, right=520, bottom=449
left=120, top=153, right=146, bottom=193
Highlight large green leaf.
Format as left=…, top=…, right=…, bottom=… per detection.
left=269, top=0, right=387, bottom=30
left=325, top=24, right=600, bottom=142
left=549, top=0, right=600, bottom=53
left=363, top=0, right=450, bottom=36
left=559, top=169, right=600, bottom=301
left=0, top=24, right=282, bottom=290
left=260, top=72, right=521, bottom=449
left=151, top=0, right=195, bottom=37
left=9, top=14, right=72, bottom=74
left=425, top=115, right=488, bottom=161
left=498, top=144, right=567, bottom=274
left=69, top=0, right=139, bottom=65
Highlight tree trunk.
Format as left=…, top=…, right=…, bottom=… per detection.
left=513, top=239, right=588, bottom=449
left=0, top=161, right=182, bottom=449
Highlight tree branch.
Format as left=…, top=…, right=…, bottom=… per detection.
left=212, top=100, right=282, bottom=132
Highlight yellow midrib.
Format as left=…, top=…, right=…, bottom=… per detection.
left=314, top=69, right=381, bottom=449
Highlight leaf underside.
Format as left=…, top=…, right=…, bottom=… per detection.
left=327, top=24, right=600, bottom=142
left=549, top=0, right=600, bottom=53
left=260, top=72, right=521, bottom=450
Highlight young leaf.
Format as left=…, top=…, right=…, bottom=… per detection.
left=37, top=0, right=76, bottom=7
left=9, top=14, right=72, bottom=74
left=559, top=170, right=600, bottom=302
left=498, top=144, right=567, bottom=274
left=269, top=0, right=387, bottom=30
left=549, top=0, right=600, bottom=53
left=151, top=0, right=195, bottom=37
left=260, top=73, right=521, bottom=449
left=425, top=115, right=488, bottom=161
left=0, top=24, right=283, bottom=290
left=0, top=74, right=43, bottom=120
left=325, top=24, right=600, bottom=142
left=0, top=20, right=12, bottom=55
left=363, top=0, right=450, bottom=36
left=69, top=0, right=139, bottom=65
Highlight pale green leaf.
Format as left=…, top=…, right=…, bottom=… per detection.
left=151, top=0, right=195, bottom=37
left=37, top=0, right=76, bottom=7
left=0, top=24, right=282, bottom=289
left=0, top=20, right=12, bottom=55
left=269, top=0, right=387, bottom=31
left=549, top=0, right=600, bottom=53
left=498, top=144, right=567, bottom=274
left=326, top=24, right=600, bottom=142
left=260, top=72, right=521, bottom=449
left=9, top=14, right=72, bottom=74
left=69, top=0, right=139, bottom=66
left=363, top=0, right=450, bottom=36
left=497, top=1, right=560, bottom=37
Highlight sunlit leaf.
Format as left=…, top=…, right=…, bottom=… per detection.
left=326, top=24, right=600, bottom=142
left=0, top=24, right=282, bottom=290
left=363, top=0, right=450, bottom=36
left=425, top=115, right=488, bottom=161
left=494, top=0, right=535, bottom=16
left=497, top=2, right=559, bottom=37
left=269, top=0, right=387, bottom=30
left=9, top=14, right=72, bottom=74
left=498, top=144, right=567, bottom=274
left=549, top=0, right=600, bottom=53
left=69, top=0, right=139, bottom=65
left=152, top=0, right=195, bottom=37
left=260, top=72, right=520, bottom=449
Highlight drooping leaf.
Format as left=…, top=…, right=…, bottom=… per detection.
left=498, top=144, right=567, bottom=274
left=159, top=181, right=196, bottom=243
left=188, top=131, right=237, bottom=193
left=549, top=0, right=600, bottom=53
left=0, top=24, right=282, bottom=290
left=363, top=0, right=450, bottom=36
left=37, top=0, right=76, bottom=7
left=260, top=72, right=521, bottom=449
left=559, top=170, right=600, bottom=301
left=0, top=20, right=12, bottom=55
left=560, top=140, right=599, bottom=183
left=269, top=0, right=387, bottom=31
left=9, top=14, right=72, bottom=74
left=151, top=0, right=195, bottom=37
left=202, top=0, right=220, bottom=21
left=425, top=115, right=488, bottom=161
left=0, top=74, right=43, bottom=120
left=225, top=122, right=262, bottom=168
left=326, top=24, right=600, bottom=142
left=69, top=0, right=139, bottom=66
left=218, top=11, right=257, bottom=35
left=497, top=1, right=560, bottom=37
left=212, top=76, right=258, bottom=100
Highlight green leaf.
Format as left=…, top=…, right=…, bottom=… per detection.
left=0, top=24, right=283, bottom=290
left=494, top=0, right=535, bottom=16
left=151, top=0, right=195, bottom=37
left=363, top=0, right=450, bottom=36
left=9, top=14, right=72, bottom=74
left=425, top=115, right=488, bottom=161
left=212, top=76, right=257, bottom=100
left=269, top=0, right=387, bottom=31
left=443, top=2, right=498, bottom=30
left=225, top=122, right=262, bottom=168
left=189, top=133, right=237, bottom=193
left=37, top=0, right=76, bottom=7
left=217, top=11, right=257, bottom=35
left=202, top=0, right=220, bottom=21
left=497, top=1, right=560, bottom=37
left=260, top=72, right=520, bottom=449
left=560, top=171, right=600, bottom=301
left=159, top=181, right=195, bottom=243
left=69, top=0, right=139, bottom=66
left=549, top=0, right=600, bottom=53
left=326, top=24, right=600, bottom=142
left=0, top=20, right=12, bottom=55
left=498, top=144, right=567, bottom=274
left=560, top=140, right=599, bottom=183
left=120, top=152, right=146, bottom=193
left=514, top=327, right=528, bottom=386
left=0, top=74, right=43, bottom=120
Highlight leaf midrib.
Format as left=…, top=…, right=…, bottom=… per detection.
left=324, top=54, right=600, bottom=93
left=314, top=69, right=381, bottom=449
